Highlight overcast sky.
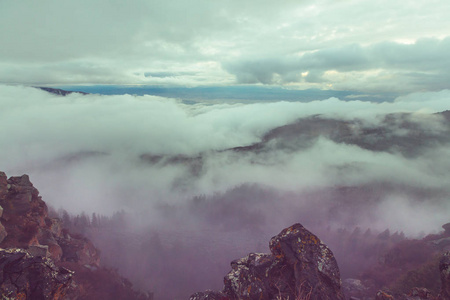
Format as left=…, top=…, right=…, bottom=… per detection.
left=1, top=0, right=449, bottom=93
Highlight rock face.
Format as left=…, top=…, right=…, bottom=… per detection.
left=191, top=223, right=344, bottom=300
left=0, top=172, right=151, bottom=300
left=0, top=172, right=100, bottom=266
left=0, top=248, right=73, bottom=299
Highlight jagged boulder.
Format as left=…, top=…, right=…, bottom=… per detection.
left=223, top=252, right=278, bottom=299
left=191, top=223, right=344, bottom=300
left=268, top=223, right=343, bottom=299
left=3, top=174, right=46, bottom=221
left=0, top=173, right=48, bottom=248
left=0, top=248, right=74, bottom=299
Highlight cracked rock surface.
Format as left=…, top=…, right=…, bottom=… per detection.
left=0, top=248, right=73, bottom=299
left=191, top=223, right=345, bottom=300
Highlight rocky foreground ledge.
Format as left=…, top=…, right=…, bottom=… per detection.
left=0, top=171, right=151, bottom=300
left=190, top=225, right=450, bottom=300
left=1, top=171, right=449, bottom=300
left=191, top=223, right=344, bottom=300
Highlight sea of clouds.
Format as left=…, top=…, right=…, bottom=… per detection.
left=2, top=84, right=450, bottom=298
left=1, top=85, right=449, bottom=235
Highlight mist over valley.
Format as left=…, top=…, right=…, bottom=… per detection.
left=1, top=85, right=449, bottom=298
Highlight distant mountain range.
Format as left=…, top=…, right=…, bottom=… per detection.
left=37, top=86, right=88, bottom=96
left=46, top=85, right=398, bottom=103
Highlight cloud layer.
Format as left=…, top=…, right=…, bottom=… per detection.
left=1, top=85, right=449, bottom=235
left=1, top=1, right=450, bottom=92
left=224, top=37, right=450, bottom=92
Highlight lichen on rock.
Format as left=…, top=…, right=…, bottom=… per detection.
left=192, top=223, right=345, bottom=300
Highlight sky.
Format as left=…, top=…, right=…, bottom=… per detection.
left=1, top=0, right=450, bottom=94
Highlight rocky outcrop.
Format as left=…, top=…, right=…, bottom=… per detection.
left=191, top=223, right=344, bottom=300
left=0, top=172, right=100, bottom=266
left=0, top=248, right=74, bottom=299
left=0, top=172, right=53, bottom=250
left=0, top=171, right=151, bottom=300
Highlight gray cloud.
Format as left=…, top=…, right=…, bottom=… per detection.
left=224, top=37, right=450, bottom=92
left=1, top=1, right=449, bottom=90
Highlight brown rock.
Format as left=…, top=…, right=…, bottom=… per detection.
left=0, top=248, right=74, bottom=299
left=223, top=252, right=277, bottom=300
left=37, top=228, right=63, bottom=261
left=27, top=244, right=49, bottom=258
left=47, top=217, right=63, bottom=237
left=268, top=223, right=344, bottom=300
left=376, top=290, right=395, bottom=299
left=193, top=223, right=345, bottom=300
left=5, top=175, right=44, bottom=219
left=0, top=174, right=48, bottom=248
left=58, top=231, right=100, bottom=267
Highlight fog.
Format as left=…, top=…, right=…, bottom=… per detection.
left=1, top=85, right=449, bottom=299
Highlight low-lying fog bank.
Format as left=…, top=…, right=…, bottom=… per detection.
left=1, top=85, right=450, bottom=299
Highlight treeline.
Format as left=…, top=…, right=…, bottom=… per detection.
left=45, top=184, right=450, bottom=300
left=50, top=207, right=127, bottom=235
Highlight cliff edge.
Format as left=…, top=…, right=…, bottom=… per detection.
left=0, top=171, right=151, bottom=300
